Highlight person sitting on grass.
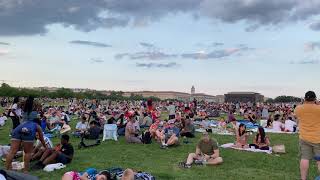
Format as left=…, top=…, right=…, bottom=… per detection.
left=179, top=132, right=223, bottom=168
left=31, top=132, right=54, bottom=161
left=233, top=123, right=249, bottom=148
left=160, top=121, right=180, bottom=148
left=6, top=97, right=47, bottom=173
left=74, top=115, right=88, bottom=137
left=200, top=116, right=211, bottom=132
left=180, top=117, right=195, bottom=138
left=284, top=116, right=297, bottom=132
left=36, top=134, right=74, bottom=168
left=141, top=113, right=153, bottom=128
left=272, top=114, right=284, bottom=132
left=62, top=168, right=111, bottom=180
left=249, top=126, right=271, bottom=150
left=125, top=116, right=142, bottom=144
left=116, top=114, right=127, bottom=136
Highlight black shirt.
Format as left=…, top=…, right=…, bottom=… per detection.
left=61, top=143, right=74, bottom=160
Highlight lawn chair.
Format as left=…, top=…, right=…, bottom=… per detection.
left=102, top=124, right=118, bottom=141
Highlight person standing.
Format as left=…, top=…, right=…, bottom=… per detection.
left=6, top=97, right=47, bottom=173
left=9, top=97, right=21, bottom=131
left=295, top=91, right=320, bottom=180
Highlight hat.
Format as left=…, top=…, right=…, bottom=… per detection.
left=305, top=91, right=316, bottom=101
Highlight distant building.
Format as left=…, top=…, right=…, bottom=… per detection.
left=224, top=92, right=264, bottom=103
left=191, top=86, right=195, bottom=95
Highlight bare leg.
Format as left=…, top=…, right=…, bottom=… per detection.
left=42, top=151, right=58, bottom=165
left=22, top=142, right=34, bottom=173
left=39, top=149, right=54, bottom=162
left=32, top=148, right=45, bottom=160
left=167, top=136, right=178, bottom=146
left=207, top=157, right=223, bottom=165
left=300, top=159, right=309, bottom=180
left=5, top=140, right=20, bottom=170
left=186, top=153, right=199, bottom=165
left=61, top=173, right=73, bottom=180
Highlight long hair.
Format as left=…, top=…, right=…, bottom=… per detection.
left=256, top=126, right=266, bottom=144
left=23, top=97, right=34, bottom=115
left=238, top=123, right=246, bottom=136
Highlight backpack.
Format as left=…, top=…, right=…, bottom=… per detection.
left=104, top=167, right=124, bottom=180
left=135, top=172, right=156, bottom=180
left=142, top=131, right=152, bottom=144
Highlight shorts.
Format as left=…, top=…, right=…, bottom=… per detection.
left=11, top=130, right=35, bottom=142
left=299, top=139, right=320, bottom=160
left=169, top=115, right=175, bottom=120
left=57, top=153, right=71, bottom=164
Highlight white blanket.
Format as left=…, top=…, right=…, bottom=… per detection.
left=252, top=128, right=297, bottom=134
left=220, top=143, right=272, bottom=154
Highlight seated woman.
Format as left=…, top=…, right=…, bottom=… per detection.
left=62, top=168, right=111, bottom=180
left=272, top=114, right=284, bottom=132
left=201, top=117, right=211, bottom=132
left=218, top=117, right=227, bottom=130
left=116, top=114, right=126, bottom=136
left=249, top=127, right=270, bottom=150
left=180, top=118, right=195, bottom=138
left=233, top=123, right=249, bottom=148
left=284, top=116, right=297, bottom=132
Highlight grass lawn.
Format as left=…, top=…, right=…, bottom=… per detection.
left=0, top=109, right=318, bottom=179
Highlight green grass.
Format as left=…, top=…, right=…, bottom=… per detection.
left=0, top=113, right=318, bottom=180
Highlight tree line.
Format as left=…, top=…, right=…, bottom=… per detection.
left=0, top=83, right=161, bottom=101
left=265, top=95, right=302, bottom=103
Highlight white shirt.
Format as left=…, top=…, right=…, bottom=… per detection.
left=0, top=117, right=5, bottom=126
left=9, top=103, right=17, bottom=116
left=35, top=136, right=53, bottom=149
left=273, top=121, right=284, bottom=131
left=284, top=120, right=297, bottom=132
left=76, top=122, right=88, bottom=131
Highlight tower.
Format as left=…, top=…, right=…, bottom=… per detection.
left=191, top=86, right=195, bottom=95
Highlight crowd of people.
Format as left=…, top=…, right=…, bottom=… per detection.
left=0, top=90, right=319, bottom=180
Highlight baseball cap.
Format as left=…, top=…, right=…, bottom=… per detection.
left=305, top=91, right=316, bottom=101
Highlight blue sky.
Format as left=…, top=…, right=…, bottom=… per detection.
left=0, top=0, right=320, bottom=98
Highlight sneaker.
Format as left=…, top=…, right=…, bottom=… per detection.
left=178, top=162, right=191, bottom=169
left=194, top=160, right=204, bottom=165
left=160, top=145, right=168, bottom=149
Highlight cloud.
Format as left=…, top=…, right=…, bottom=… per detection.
left=70, top=40, right=111, bottom=48
left=0, top=49, right=9, bottom=56
left=136, top=62, right=179, bottom=68
left=212, top=42, right=224, bottom=47
left=4, top=1, right=320, bottom=35
left=181, top=46, right=254, bottom=59
left=291, top=60, right=319, bottom=64
left=0, top=42, right=10, bottom=46
left=304, top=42, right=320, bottom=52
left=310, top=21, right=320, bottom=31
left=115, top=51, right=177, bottom=60
left=140, top=42, right=155, bottom=48
left=90, top=58, right=104, bottom=63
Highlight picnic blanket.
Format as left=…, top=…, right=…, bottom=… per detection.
left=251, top=128, right=297, bottom=134
left=220, top=143, right=272, bottom=154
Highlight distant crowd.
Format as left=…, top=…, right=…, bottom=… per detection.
left=0, top=92, right=319, bottom=180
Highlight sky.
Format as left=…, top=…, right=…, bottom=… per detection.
left=0, top=0, right=320, bottom=98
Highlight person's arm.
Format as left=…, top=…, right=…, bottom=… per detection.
left=265, top=137, right=270, bottom=146
left=195, top=146, right=201, bottom=155
left=36, top=125, right=47, bottom=149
